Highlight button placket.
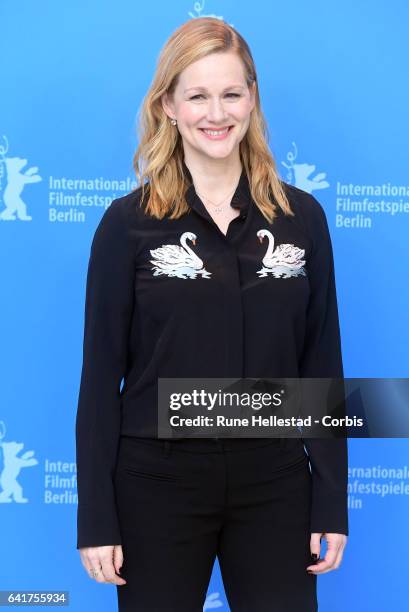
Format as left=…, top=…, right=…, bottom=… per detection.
left=183, top=171, right=254, bottom=381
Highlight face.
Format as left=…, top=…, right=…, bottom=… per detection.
left=162, top=51, right=256, bottom=163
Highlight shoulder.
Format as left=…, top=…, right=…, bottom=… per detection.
left=89, top=187, right=145, bottom=255
left=281, top=181, right=327, bottom=222
left=95, top=184, right=148, bottom=235
left=280, top=180, right=330, bottom=243
left=106, top=184, right=147, bottom=221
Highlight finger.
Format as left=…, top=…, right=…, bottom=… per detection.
left=113, top=545, right=124, bottom=575
left=88, top=562, right=105, bottom=583
left=85, top=550, right=110, bottom=584
left=309, top=532, right=322, bottom=556
left=306, top=532, right=322, bottom=571
left=100, top=554, right=127, bottom=586
left=80, top=547, right=125, bottom=585
left=309, top=543, right=341, bottom=574
left=308, top=534, right=343, bottom=574
left=307, top=534, right=347, bottom=574
left=332, top=540, right=347, bottom=569
left=79, top=550, right=90, bottom=573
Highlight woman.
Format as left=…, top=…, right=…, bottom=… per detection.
left=75, top=17, right=348, bottom=611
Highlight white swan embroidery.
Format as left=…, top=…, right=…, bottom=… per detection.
left=149, top=231, right=212, bottom=279
left=256, top=229, right=306, bottom=278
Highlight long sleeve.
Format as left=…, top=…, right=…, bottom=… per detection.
left=299, top=197, right=349, bottom=535
left=75, top=198, right=135, bottom=549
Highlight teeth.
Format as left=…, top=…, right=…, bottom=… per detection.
left=202, top=128, right=230, bottom=136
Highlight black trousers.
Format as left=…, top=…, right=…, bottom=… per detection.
left=114, top=436, right=318, bottom=612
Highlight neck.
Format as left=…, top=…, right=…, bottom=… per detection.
left=183, top=155, right=242, bottom=199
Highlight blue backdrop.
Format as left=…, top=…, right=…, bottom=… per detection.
left=1, top=1, right=408, bottom=610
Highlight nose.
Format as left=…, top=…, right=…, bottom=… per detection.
left=205, top=97, right=230, bottom=123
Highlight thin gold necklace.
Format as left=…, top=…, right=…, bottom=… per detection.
left=195, top=185, right=238, bottom=214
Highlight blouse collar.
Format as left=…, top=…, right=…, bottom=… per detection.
left=182, top=159, right=252, bottom=217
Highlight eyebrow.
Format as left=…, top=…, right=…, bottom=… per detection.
left=184, top=85, right=246, bottom=93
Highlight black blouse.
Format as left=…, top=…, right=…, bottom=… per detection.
left=75, top=163, right=349, bottom=548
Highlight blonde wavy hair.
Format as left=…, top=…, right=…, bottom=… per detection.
left=133, top=17, right=293, bottom=223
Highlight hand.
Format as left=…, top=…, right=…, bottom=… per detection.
left=306, top=533, right=347, bottom=574
left=79, top=544, right=127, bottom=585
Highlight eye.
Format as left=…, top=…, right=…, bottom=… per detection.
left=189, top=93, right=241, bottom=100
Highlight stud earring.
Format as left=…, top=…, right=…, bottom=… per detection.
left=170, top=118, right=177, bottom=126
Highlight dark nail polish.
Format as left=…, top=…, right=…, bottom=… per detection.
left=311, top=553, right=319, bottom=561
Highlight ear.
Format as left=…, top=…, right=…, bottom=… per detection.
left=161, top=92, right=175, bottom=120
left=249, top=81, right=256, bottom=112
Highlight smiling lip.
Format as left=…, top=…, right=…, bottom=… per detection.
left=199, top=126, right=233, bottom=130
left=198, top=126, right=233, bottom=140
